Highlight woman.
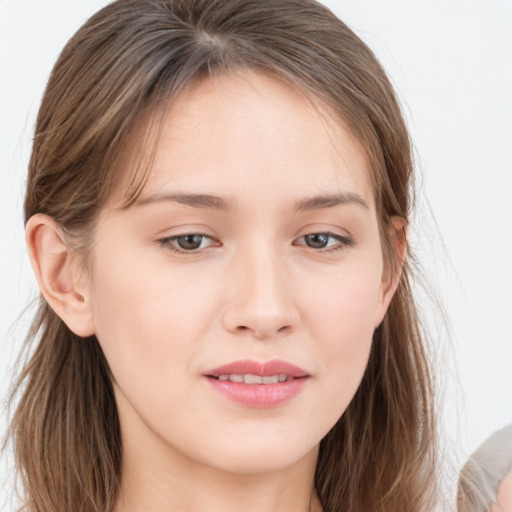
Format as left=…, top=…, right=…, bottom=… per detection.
left=6, top=0, right=436, bottom=510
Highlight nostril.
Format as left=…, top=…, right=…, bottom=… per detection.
left=234, top=324, right=291, bottom=338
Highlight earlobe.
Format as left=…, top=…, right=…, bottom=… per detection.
left=374, top=216, right=408, bottom=328
left=25, top=214, right=95, bottom=337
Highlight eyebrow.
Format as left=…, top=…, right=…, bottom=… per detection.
left=136, top=193, right=235, bottom=210
left=135, top=191, right=369, bottom=211
left=294, top=192, right=369, bottom=211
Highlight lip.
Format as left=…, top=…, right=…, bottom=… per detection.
left=203, top=359, right=310, bottom=408
left=205, top=359, right=309, bottom=378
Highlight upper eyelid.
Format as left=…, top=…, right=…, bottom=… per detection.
left=295, top=232, right=347, bottom=241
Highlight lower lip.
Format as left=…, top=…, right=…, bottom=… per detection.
left=204, top=377, right=308, bottom=408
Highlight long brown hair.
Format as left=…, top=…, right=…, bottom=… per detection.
left=6, top=0, right=437, bottom=510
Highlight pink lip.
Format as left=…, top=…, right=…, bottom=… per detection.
left=206, top=359, right=309, bottom=378
left=203, top=359, right=310, bottom=408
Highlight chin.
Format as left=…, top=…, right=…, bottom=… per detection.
left=193, top=433, right=320, bottom=476
left=211, top=450, right=316, bottom=476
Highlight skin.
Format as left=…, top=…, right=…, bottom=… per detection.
left=26, top=71, right=403, bottom=512
left=492, top=471, right=512, bottom=512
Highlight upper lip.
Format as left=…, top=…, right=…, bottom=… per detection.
left=205, top=359, right=309, bottom=378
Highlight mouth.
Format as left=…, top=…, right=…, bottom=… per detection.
left=209, top=373, right=293, bottom=384
left=203, top=359, right=310, bottom=408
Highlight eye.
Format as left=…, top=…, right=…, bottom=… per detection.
left=158, top=233, right=219, bottom=253
left=295, top=232, right=354, bottom=251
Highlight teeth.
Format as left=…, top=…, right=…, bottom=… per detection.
left=244, top=374, right=263, bottom=384
left=216, top=374, right=291, bottom=384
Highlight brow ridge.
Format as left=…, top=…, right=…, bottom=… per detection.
left=294, top=192, right=369, bottom=211
left=136, top=193, right=234, bottom=210
left=136, top=191, right=368, bottom=211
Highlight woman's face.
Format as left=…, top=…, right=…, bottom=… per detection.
left=86, top=71, right=398, bottom=475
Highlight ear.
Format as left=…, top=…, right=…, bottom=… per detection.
left=374, top=216, right=407, bottom=328
left=25, top=214, right=95, bottom=337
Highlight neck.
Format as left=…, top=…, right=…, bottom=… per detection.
left=115, top=454, right=322, bottom=512
left=113, top=389, right=322, bottom=512
left=115, top=466, right=321, bottom=512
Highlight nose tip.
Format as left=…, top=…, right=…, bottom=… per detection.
left=221, top=251, right=299, bottom=339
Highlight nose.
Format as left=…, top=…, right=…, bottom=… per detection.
left=222, top=244, right=299, bottom=339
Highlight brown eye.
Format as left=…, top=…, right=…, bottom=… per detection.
left=158, top=233, right=218, bottom=254
left=304, top=233, right=330, bottom=249
left=296, top=232, right=355, bottom=252
left=175, top=234, right=205, bottom=250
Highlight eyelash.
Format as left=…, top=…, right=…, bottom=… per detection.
left=157, top=233, right=218, bottom=254
left=157, top=231, right=354, bottom=255
left=296, top=232, right=355, bottom=252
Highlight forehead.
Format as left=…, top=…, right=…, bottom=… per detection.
left=110, top=71, right=374, bottom=210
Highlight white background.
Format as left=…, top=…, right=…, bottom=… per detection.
left=1, top=0, right=511, bottom=509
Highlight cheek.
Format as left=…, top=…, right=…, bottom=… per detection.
left=87, top=242, right=218, bottom=391
left=301, top=257, right=383, bottom=347
left=88, top=258, right=221, bottom=441
left=299, top=263, right=382, bottom=416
